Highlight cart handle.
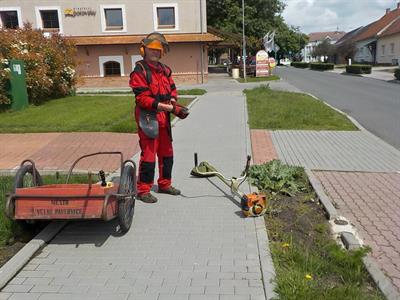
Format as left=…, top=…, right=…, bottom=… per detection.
left=20, top=160, right=40, bottom=187
left=66, top=152, right=123, bottom=184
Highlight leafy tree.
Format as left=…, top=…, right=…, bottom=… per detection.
left=335, top=40, right=357, bottom=62
left=207, top=0, right=307, bottom=55
left=312, top=39, right=335, bottom=61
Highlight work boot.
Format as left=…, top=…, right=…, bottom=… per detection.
left=137, top=193, right=158, bottom=203
left=158, top=186, right=181, bottom=195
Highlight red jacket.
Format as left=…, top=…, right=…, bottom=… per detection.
left=129, top=61, right=177, bottom=128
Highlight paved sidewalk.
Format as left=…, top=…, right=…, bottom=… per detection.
left=328, top=66, right=399, bottom=82
left=251, top=126, right=400, bottom=294
left=0, top=75, right=274, bottom=300
left=0, top=133, right=139, bottom=173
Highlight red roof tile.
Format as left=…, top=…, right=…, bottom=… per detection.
left=308, top=31, right=346, bottom=42
left=354, top=8, right=400, bottom=41
left=380, top=16, right=400, bottom=37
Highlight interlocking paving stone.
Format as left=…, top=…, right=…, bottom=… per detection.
left=0, top=133, right=139, bottom=172
left=1, top=77, right=268, bottom=299
left=315, top=171, right=400, bottom=293
left=272, top=130, right=400, bottom=172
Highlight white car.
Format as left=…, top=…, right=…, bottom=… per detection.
left=279, top=58, right=291, bottom=66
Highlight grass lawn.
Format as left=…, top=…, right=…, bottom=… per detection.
left=236, top=75, right=280, bottom=83
left=0, top=96, right=192, bottom=133
left=0, top=173, right=88, bottom=246
left=248, top=161, right=384, bottom=300
left=77, top=88, right=206, bottom=96
left=246, top=86, right=357, bottom=130
left=177, top=89, right=207, bottom=95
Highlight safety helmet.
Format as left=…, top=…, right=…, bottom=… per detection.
left=140, top=32, right=169, bottom=57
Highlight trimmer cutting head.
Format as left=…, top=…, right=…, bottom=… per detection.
left=190, top=161, right=217, bottom=178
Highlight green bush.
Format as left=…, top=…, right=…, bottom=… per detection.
left=291, top=62, right=309, bottom=68
left=394, top=68, right=400, bottom=80
left=0, top=23, right=77, bottom=106
left=346, top=64, right=372, bottom=74
left=310, top=63, right=334, bottom=71
left=248, top=160, right=310, bottom=196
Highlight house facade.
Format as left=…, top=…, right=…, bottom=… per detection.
left=0, top=0, right=220, bottom=87
left=353, top=4, right=400, bottom=64
left=302, top=31, right=345, bottom=62
left=376, top=18, right=400, bottom=65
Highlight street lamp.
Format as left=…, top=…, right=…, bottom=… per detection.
left=242, top=0, right=247, bottom=82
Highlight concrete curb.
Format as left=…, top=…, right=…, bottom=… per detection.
left=305, top=169, right=338, bottom=220
left=0, top=221, right=67, bottom=289
left=244, top=91, right=277, bottom=300
left=306, top=167, right=400, bottom=299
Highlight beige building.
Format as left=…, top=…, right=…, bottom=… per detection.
left=0, top=0, right=221, bottom=87
left=376, top=17, right=400, bottom=65
left=353, top=4, right=400, bottom=64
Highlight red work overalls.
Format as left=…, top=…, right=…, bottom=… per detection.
left=129, top=60, right=178, bottom=196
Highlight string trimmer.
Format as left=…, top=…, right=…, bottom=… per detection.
left=190, top=153, right=267, bottom=217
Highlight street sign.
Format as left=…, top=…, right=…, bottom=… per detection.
left=256, top=50, right=269, bottom=77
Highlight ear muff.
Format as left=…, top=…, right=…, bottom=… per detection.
left=140, top=44, right=145, bottom=57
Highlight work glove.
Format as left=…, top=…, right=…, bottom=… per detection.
left=171, top=102, right=189, bottom=119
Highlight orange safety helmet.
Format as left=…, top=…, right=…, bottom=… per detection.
left=140, top=32, right=170, bottom=57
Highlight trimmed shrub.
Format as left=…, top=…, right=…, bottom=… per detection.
left=310, top=63, right=334, bottom=71
left=394, top=68, right=400, bottom=80
left=0, top=23, right=77, bottom=105
left=346, top=64, right=372, bottom=74
left=291, top=62, right=309, bottom=68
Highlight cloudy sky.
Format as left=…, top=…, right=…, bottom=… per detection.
left=282, top=0, right=399, bottom=33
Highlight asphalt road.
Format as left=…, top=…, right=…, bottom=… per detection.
left=275, top=67, right=400, bottom=150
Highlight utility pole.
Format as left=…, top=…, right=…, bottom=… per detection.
left=242, top=0, right=247, bottom=82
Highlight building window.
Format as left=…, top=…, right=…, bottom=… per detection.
left=35, top=7, right=63, bottom=33
left=104, top=61, right=121, bottom=76
left=157, top=7, right=175, bottom=28
left=0, top=11, right=18, bottom=28
left=99, top=56, right=124, bottom=77
left=390, top=43, right=395, bottom=54
left=105, top=8, right=122, bottom=29
left=40, top=10, right=59, bottom=30
left=153, top=3, right=179, bottom=31
left=100, top=5, right=126, bottom=33
left=0, top=7, right=21, bottom=29
left=381, top=45, right=385, bottom=56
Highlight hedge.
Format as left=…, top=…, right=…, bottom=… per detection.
left=346, top=64, right=372, bottom=74
left=291, top=62, right=309, bottom=68
left=395, top=68, right=400, bottom=80
left=310, top=63, right=334, bottom=71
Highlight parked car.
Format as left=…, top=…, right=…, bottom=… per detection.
left=279, top=58, right=291, bottom=66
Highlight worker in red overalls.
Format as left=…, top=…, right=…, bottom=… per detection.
left=129, top=32, right=189, bottom=203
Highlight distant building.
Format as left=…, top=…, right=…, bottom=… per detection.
left=352, top=3, right=400, bottom=64
left=0, top=0, right=221, bottom=87
left=302, top=31, right=345, bottom=62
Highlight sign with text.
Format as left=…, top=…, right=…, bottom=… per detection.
left=64, top=8, right=96, bottom=17
left=256, top=50, right=269, bottom=77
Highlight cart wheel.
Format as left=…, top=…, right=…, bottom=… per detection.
left=13, top=164, right=43, bottom=193
left=117, top=164, right=136, bottom=233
